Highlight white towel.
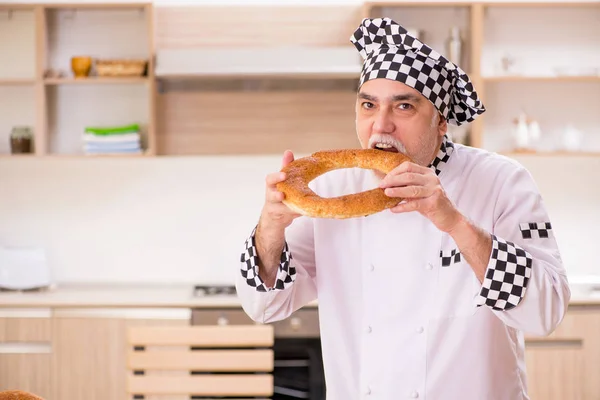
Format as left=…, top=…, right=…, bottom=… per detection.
left=82, top=133, right=140, bottom=143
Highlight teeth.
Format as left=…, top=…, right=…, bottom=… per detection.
left=375, top=143, right=393, bottom=149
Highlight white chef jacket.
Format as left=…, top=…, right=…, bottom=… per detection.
left=235, top=136, right=571, bottom=400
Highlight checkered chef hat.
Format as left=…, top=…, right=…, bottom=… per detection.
left=350, top=17, right=485, bottom=126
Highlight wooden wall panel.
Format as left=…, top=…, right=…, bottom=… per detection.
left=157, top=90, right=360, bottom=155
left=155, top=6, right=364, bottom=48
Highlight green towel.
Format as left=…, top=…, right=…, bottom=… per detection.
left=84, top=124, right=140, bottom=136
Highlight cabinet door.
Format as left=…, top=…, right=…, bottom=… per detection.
left=0, top=309, right=52, bottom=398
left=524, top=304, right=600, bottom=400
left=525, top=339, right=584, bottom=400
left=52, top=308, right=190, bottom=400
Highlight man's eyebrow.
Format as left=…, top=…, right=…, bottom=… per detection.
left=358, top=92, right=377, bottom=102
left=357, top=92, right=422, bottom=103
left=391, top=93, right=422, bottom=103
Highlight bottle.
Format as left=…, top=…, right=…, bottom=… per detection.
left=446, top=27, right=463, bottom=66
left=513, top=111, right=530, bottom=151
left=10, top=126, right=34, bottom=154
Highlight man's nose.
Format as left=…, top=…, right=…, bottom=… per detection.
left=372, top=109, right=395, bottom=134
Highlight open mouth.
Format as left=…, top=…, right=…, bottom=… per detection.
left=372, top=142, right=399, bottom=153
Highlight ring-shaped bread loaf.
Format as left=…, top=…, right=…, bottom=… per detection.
left=276, top=149, right=414, bottom=219
left=0, top=391, right=44, bottom=400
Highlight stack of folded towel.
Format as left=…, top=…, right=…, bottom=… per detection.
left=82, top=124, right=142, bottom=155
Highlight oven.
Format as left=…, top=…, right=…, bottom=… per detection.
left=191, top=304, right=325, bottom=400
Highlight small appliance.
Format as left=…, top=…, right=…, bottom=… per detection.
left=0, top=247, right=52, bottom=291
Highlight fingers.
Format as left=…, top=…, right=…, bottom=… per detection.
left=266, top=171, right=286, bottom=187
left=387, top=161, right=431, bottom=177
left=391, top=199, right=420, bottom=213
left=282, top=150, right=295, bottom=168
left=266, top=187, right=285, bottom=203
left=271, top=203, right=301, bottom=218
left=384, top=185, right=435, bottom=199
left=379, top=171, right=429, bottom=189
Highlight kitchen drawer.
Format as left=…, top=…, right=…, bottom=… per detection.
left=192, top=309, right=256, bottom=326
left=192, top=308, right=321, bottom=338
left=271, top=309, right=320, bottom=338
left=0, top=309, right=52, bottom=342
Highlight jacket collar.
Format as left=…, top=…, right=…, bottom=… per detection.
left=429, top=134, right=454, bottom=176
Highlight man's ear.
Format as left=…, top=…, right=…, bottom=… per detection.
left=438, top=114, right=448, bottom=137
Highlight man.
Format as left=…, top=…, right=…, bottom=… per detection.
left=235, top=17, right=570, bottom=400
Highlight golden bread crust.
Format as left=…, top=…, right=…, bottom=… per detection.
left=0, top=391, right=44, bottom=400
left=276, top=149, right=413, bottom=219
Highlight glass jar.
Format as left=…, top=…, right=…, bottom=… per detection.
left=10, top=126, right=33, bottom=154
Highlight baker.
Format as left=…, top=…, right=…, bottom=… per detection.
left=235, top=17, right=570, bottom=400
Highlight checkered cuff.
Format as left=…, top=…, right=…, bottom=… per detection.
left=476, top=235, right=533, bottom=311
left=239, top=227, right=296, bottom=292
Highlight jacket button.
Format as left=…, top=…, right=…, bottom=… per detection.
left=408, top=390, right=419, bottom=398
left=415, top=326, right=424, bottom=334
left=365, top=386, right=372, bottom=395
left=425, top=263, right=433, bottom=270
left=369, top=264, right=375, bottom=271
left=366, top=326, right=372, bottom=333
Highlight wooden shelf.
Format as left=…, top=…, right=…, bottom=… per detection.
left=13, top=2, right=156, bottom=157
left=0, top=154, right=37, bottom=158
left=0, top=152, right=149, bottom=158
left=54, top=152, right=149, bottom=158
left=41, top=3, right=148, bottom=9
left=484, top=75, right=600, bottom=83
left=0, top=78, right=36, bottom=85
left=482, top=2, right=600, bottom=8
left=44, top=77, right=149, bottom=85
left=502, top=151, right=600, bottom=157
left=365, top=1, right=473, bottom=7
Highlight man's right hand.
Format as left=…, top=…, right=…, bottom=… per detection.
left=254, top=150, right=302, bottom=287
left=260, top=150, right=302, bottom=232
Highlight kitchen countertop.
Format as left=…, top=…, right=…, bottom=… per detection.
left=0, top=282, right=598, bottom=309
left=0, top=282, right=319, bottom=309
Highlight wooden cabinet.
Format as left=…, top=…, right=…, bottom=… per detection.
left=0, top=308, right=53, bottom=398
left=51, top=308, right=190, bottom=400
left=525, top=304, right=600, bottom=400
left=0, top=3, right=155, bottom=157
left=525, top=339, right=584, bottom=400
left=1, top=303, right=599, bottom=399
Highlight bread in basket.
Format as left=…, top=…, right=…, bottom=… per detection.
left=95, top=59, right=147, bottom=77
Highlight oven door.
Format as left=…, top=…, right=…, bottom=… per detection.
left=273, top=337, right=325, bottom=400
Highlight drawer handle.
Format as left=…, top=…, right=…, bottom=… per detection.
left=217, top=316, right=229, bottom=326
left=290, top=317, right=302, bottom=330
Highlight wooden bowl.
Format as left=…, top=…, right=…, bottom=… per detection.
left=71, top=56, right=92, bottom=78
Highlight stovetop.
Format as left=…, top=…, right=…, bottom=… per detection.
left=193, top=285, right=237, bottom=297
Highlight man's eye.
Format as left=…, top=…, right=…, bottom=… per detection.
left=398, top=103, right=413, bottom=110
left=362, top=102, right=374, bottom=109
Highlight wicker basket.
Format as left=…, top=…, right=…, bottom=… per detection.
left=95, top=59, right=147, bottom=77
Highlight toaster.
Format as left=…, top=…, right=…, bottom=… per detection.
left=0, top=247, right=52, bottom=291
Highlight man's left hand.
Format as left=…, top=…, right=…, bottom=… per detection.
left=379, top=161, right=462, bottom=233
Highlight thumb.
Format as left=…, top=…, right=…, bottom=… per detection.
left=282, top=150, right=295, bottom=168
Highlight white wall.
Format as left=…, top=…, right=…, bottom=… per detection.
left=0, top=155, right=273, bottom=284
left=0, top=154, right=598, bottom=285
